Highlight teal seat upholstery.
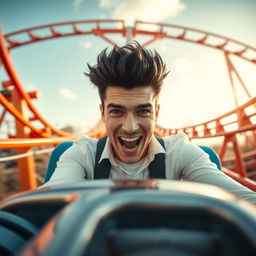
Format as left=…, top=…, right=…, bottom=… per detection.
left=44, top=141, right=73, bottom=183
left=198, top=145, right=222, bottom=170
left=44, top=141, right=222, bottom=183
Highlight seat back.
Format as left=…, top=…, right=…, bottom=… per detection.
left=44, top=141, right=73, bottom=183
left=198, top=145, right=222, bottom=171
left=44, top=142, right=222, bottom=183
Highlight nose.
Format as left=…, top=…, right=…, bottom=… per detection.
left=122, top=113, right=139, bottom=134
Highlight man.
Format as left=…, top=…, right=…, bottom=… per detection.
left=41, top=42, right=256, bottom=203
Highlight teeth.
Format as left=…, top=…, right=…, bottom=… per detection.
left=123, top=145, right=138, bottom=152
left=120, top=136, right=139, bottom=142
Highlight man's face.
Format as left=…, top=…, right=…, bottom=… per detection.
left=100, top=86, right=160, bottom=164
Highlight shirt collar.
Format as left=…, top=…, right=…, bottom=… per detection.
left=99, top=136, right=166, bottom=165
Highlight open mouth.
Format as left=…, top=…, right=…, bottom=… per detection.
left=118, top=136, right=143, bottom=152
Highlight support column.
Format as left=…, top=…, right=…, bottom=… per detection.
left=219, top=134, right=246, bottom=177
left=11, top=88, right=37, bottom=191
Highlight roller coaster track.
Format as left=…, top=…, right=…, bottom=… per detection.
left=0, top=20, right=255, bottom=191
left=134, top=21, right=256, bottom=64
left=155, top=97, right=256, bottom=139
left=3, top=20, right=256, bottom=64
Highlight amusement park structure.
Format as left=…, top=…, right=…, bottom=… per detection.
left=0, top=20, right=255, bottom=192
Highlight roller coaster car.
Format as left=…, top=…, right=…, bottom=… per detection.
left=0, top=180, right=256, bottom=256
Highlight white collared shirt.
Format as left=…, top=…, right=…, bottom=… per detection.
left=100, top=136, right=165, bottom=179
left=40, top=133, right=256, bottom=203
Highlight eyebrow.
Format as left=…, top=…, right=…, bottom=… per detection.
left=107, top=103, right=126, bottom=109
left=136, top=103, right=153, bottom=109
left=107, top=103, right=153, bottom=110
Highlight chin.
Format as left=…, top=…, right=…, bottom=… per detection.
left=120, top=157, right=140, bottom=164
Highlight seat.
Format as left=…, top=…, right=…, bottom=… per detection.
left=0, top=211, right=38, bottom=255
left=44, top=141, right=222, bottom=183
left=198, top=145, right=222, bottom=170
left=44, top=141, right=73, bottom=183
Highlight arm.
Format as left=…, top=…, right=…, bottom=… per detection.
left=180, top=140, right=256, bottom=204
left=39, top=136, right=97, bottom=188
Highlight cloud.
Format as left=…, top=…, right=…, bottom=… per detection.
left=173, top=57, right=194, bottom=74
left=158, top=41, right=168, bottom=53
left=80, top=41, right=92, bottom=49
left=99, top=0, right=186, bottom=25
left=73, top=0, right=84, bottom=9
left=59, top=88, right=79, bottom=101
left=26, top=83, right=37, bottom=90
left=100, top=0, right=120, bottom=8
left=98, top=13, right=108, bottom=19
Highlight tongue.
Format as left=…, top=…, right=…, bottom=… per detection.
left=123, top=141, right=137, bottom=149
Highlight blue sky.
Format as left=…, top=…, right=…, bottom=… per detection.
left=0, top=0, right=256, bottom=134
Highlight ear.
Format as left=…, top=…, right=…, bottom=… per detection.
left=99, top=104, right=105, bottom=122
left=155, top=104, right=160, bottom=120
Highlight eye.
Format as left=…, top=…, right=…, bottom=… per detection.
left=109, top=109, right=123, bottom=117
left=137, top=109, right=151, bottom=116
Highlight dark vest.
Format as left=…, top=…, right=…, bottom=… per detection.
left=93, top=136, right=166, bottom=179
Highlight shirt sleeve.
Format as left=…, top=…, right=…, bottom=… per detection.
left=38, top=136, right=97, bottom=188
left=179, top=138, right=256, bottom=204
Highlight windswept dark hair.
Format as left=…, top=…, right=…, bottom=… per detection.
left=85, top=41, right=169, bottom=104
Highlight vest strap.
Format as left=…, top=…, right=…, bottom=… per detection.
left=93, top=136, right=166, bottom=179
left=94, top=137, right=111, bottom=179
left=148, top=137, right=166, bottom=179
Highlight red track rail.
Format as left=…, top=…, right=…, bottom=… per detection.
left=4, top=20, right=256, bottom=65
left=155, top=97, right=256, bottom=139
left=134, top=21, right=256, bottom=65
left=0, top=30, right=69, bottom=137
left=4, top=20, right=125, bottom=49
